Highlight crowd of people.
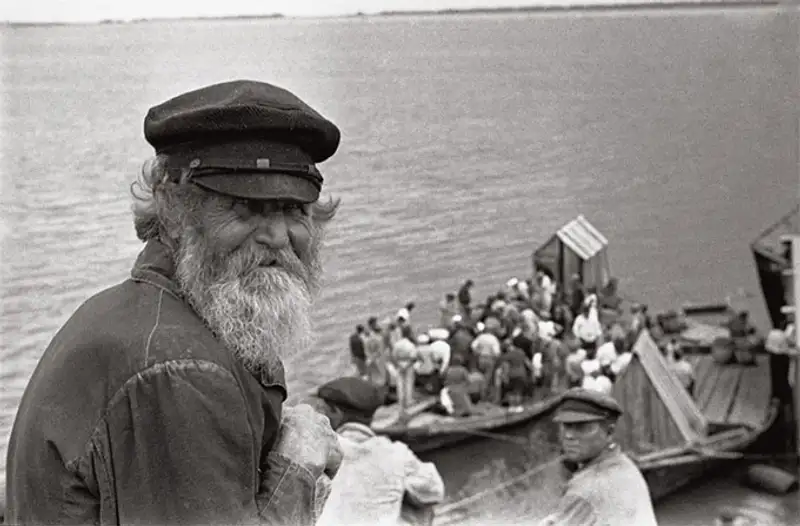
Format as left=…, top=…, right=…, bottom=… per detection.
left=348, top=266, right=700, bottom=420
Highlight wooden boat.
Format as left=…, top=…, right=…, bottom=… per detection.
left=366, top=216, right=780, bottom=525
left=427, top=329, right=778, bottom=525
left=614, top=330, right=778, bottom=501
left=371, top=391, right=563, bottom=454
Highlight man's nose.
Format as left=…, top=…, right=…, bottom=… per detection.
left=253, top=214, right=290, bottom=249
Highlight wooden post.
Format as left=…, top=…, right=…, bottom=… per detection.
left=793, top=235, right=800, bottom=476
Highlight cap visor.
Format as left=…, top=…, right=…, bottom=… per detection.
left=553, top=410, right=607, bottom=423
left=193, top=172, right=319, bottom=203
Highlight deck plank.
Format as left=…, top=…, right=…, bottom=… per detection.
left=690, top=355, right=721, bottom=411
left=727, top=356, right=772, bottom=428
left=697, top=360, right=743, bottom=424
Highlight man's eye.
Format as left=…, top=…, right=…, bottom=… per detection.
left=231, top=199, right=256, bottom=218
left=284, top=202, right=311, bottom=216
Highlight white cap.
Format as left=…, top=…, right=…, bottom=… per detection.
left=476, top=322, right=486, bottom=332
left=429, top=328, right=450, bottom=341
left=416, top=334, right=431, bottom=344
left=506, top=277, right=519, bottom=288
left=451, top=314, right=463, bottom=324
left=396, top=308, right=410, bottom=321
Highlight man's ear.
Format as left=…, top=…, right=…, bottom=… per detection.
left=328, top=405, right=345, bottom=430
left=604, top=421, right=617, bottom=438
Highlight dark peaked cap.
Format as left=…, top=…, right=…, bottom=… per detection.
left=553, top=388, right=623, bottom=423
left=317, top=377, right=385, bottom=423
left=143, top=80, right=340, bottom=202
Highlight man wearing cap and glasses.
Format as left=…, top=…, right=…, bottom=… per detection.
left=538, top=388, right=658, bottom=526
left=6, top=80, right=344, bottom=525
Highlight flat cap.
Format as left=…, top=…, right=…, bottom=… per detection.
left=317, top=377, right=385, bottom=421
left=553, top=388, right=623, bottom=423
left=144, top=80, right=340, bottom=202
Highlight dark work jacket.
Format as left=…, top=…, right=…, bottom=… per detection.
left=5, top=240, right=318, bottom=525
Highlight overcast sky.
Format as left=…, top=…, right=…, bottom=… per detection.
left=0, top=0, right=601, bottom=23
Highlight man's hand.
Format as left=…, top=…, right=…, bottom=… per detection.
left=275, top=404, right=343, bottom=479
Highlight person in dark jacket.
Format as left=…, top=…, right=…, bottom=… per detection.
left=457, top=279, right=475, bottom=320
left=5, top=80, right=345, bottom=525
left=349, top=324, right=368, bottom=377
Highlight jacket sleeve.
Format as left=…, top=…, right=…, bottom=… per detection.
left=95, top=359, right=317, bottom=525
left=400, top=443, right=445, bottom=506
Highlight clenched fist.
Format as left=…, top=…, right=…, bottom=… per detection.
left=275, top=404, right=343, bottom=479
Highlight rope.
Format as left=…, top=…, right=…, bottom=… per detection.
left=434, top=455, right=564, bottom=517
left=693, top=449, right=800, bottom=461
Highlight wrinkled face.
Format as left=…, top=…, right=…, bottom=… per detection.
left=558, top=420, right=613, bottom=463
left=175, top=191, right=324, bottom=376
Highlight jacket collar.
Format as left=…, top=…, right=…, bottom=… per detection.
left=129, top=239, right=287, bottom=399
left=130, top=239, right=182, bottom=298
left=576, top=442, right=619, bottom=472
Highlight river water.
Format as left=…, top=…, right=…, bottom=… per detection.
left=1, top=4, right=798, bottom=516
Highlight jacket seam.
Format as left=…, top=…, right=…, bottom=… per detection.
left=143, top=290, right=164, bottom=365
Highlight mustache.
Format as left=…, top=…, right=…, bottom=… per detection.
left=223, top=245, right=310, bottom=284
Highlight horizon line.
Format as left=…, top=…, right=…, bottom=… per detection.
left=0, top=0, right=789, bottom=26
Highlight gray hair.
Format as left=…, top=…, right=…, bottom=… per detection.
left=130, top=155, right=341, bottom=242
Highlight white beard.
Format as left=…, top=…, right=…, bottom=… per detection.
left=175, top=227, right=322, bottom=377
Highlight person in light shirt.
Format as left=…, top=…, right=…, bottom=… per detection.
left=537, top=268, right=557, bottom=313
left=313, top=377, right=445, bottom=526
left=572, top=303, right=603, bottom=351
left=414, top=334, right=439, bottom=394
left=537, top=389, right=658, bottom=526
left=582, top=370, right=613, bottom=395
left=538, top=318, right=560, bottom=342
left=566, top=348, right=588, bottom=388
left=669, top=348, right=695, bottom=395
left=392, top=338, right=419, bottom=420
left=611, top=349, right=633, bottom=378
left=471, top=324, right=502, bottom=379
left=428, top=330, right=452, bottom=375
left=595, top=340, right=618, bottom=370
left=580, top=354, right=601, bottom=380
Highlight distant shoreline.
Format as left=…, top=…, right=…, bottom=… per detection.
left=376, top=0, right=784, bottom=17
left=1, top=1, right=787, bottom=28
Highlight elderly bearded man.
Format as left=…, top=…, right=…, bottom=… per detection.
left=6, top=80, right=345, bottom=525
left=538, top=388, right=658, bottom=526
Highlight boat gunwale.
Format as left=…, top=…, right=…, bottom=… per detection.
left=636, top=399, right=780, bottom=471
left=376, top=394, right=563, bottom=438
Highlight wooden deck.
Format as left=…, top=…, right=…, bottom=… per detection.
left=689, top=354, right=772, bottom=430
